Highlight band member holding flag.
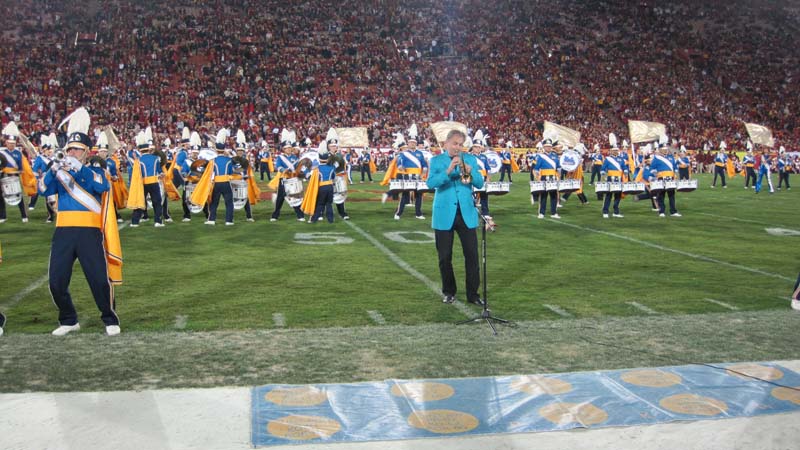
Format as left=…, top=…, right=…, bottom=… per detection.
left=39, top=107, right=122, bottom=336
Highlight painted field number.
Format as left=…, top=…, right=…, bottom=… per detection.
left=383, top=231, right=435, bottom=244
left=294, top=232, right=355, bottom=245
left=765, top=228, right=800, bottom=237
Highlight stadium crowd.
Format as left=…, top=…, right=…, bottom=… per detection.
left=0, top=0, right=797, bottom=152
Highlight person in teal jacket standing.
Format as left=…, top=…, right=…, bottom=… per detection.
left=427, top=129, right=485, bottom=306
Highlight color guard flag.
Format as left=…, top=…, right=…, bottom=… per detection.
left=744, top=123, right=775, bottom=148
left=628, top=120, right=666, bottom=144
left=543, top=121, right=581, bottom=148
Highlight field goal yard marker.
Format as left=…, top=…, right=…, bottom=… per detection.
left=549, top=219, right=793, bottom=282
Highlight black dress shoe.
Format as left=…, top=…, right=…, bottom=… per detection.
left=468, top=298, right=485, bottom=306
left=442, top=295, right=455, bottom=304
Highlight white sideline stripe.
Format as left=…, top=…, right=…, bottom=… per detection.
left=549, top=219, right=794, bottom=282
left=697, top=212, right=790, bottom=228
left=272, top=313, right=286, bottom=327
left=703, top=298, right=739, bottom=311
left=367, top=310, right=386, bottom=325
left=543, top=304, right=573, bottom=318
left=1, top=221, right=130, bottom=309
left=174, top=315, right=188, bottom=329
left=344, top=220, right=473, bottom=318
left=627, top=302, right=659, bottom=315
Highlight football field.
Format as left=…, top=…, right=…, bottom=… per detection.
left=0, top=172, right=798, bottom=392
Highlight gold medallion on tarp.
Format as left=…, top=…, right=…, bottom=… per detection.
left=659, top=393, right=728, bottom=416
left=772, top=386, right=800, bottom=405
left=725, top=364, right=784, bottom=381
left=539, top=402, right=608, bottom=426
left=265, top=386, right=328, bottom=406
left=408, top=409, right=480, bottom=434
left=391, top=382, right=455, bottom=402
left=510, top=375, right=572, bottom=397
left=620, top=369, right=682, bottom=388
left=267, top=414, right=341, bottom=440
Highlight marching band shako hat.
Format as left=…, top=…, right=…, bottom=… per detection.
left=657, top=134, right=669, bottom=150
left=407, top=124, right=418, bottom=144
left=280, top=128, right=293, bottom=149
left=162, top=137, right=172, bottom=148
left=325, top=127, right=339, bottom=147
left=472, top=130, right=487, bottom=148
left=236, top=129, right=247, bottom=151
left=189, top=131, right=202, bottom=152
left=608, top=133, right=619, bottom=151
left=2, top=121, right=20, bottom=143
left=215, top=128, right=229, bottom=151
left=59, top=108, right=93, bottom=151
left=40, top=133, right=52, bottom=149
left=96, top=130, right=109, bottom=150
left=542, top=138, right=553, bottom=148
left=181, top=127, right=190, bottom=144
left=317, top=140, right=330, bottom=163
left=392, top=132, right=406, bottom=149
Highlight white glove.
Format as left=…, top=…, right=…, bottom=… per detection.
left=65, top=156, right=83, bottom=171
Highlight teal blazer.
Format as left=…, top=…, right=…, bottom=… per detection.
left=426, top=152, right=485, bottom=230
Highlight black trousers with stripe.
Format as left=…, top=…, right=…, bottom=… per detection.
left=132, top=182, right=163, bottom=224
left=0, top=192, right=29, bottom=220
left=435, top=207, right=480, bottom=302
left=49, top=227, right=118, bottom=326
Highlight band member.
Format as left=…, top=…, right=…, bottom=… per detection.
left=649, top=136, right=681, bottom=217
left=792, top=272, right=800, bottom=311
left=359, top=148, right=373, bottom=182
left=0, top=311, right=4, bottom=337
left=39, top=107, right=122, bottom=336
left=269, top=130, right=306, bottom=222
left=711, top=142, right=728, bottom=188
left=301, top=142, right=337, bottom=223
left=233, top=129, right=255, bottom=222
left=258, top=140, right=272, bottom=181
left=777, top=147, right=791, bottom=191
left=206, top=129, right=235, bottom=225
left=589, top=144, right=603, bottom=185
left=471, top=130, right=491, bottom=217
left=129, top=128, right=165, bottom=227
left=0, top=122, right=30, bottom=223
left=427, top=129, right=484, bottom=305
left=32, top=134, right=58, bottom=222
left=743, top=146, right=756, bottom=189
left=676, top=146, right=691, bottom=180
left=534, top=139, right=560, bottom=219
left=755, top=147, right=775, bottom=194
left=529, top=143, right=541, bottom=205
left=600, top=139, right=628, bottom=218
left=326, top=129, right=350, bottom=220
left=499, top=143, right=513, bottom=182
left=384, top=126, right=427, bottom=219
left=94, top=132, right=123, bottom=223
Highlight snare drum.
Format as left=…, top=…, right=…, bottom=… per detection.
left=286, top=195, right=303, bottom=208
left=486, top=181, right=510, bottom=195
left=473, top=184, right=486, bottom=193
left=283, top=177, right=304, bottom=196
left=529, top=181, right=546, bottom=193
left=0, top=176, right=22, bottom=206
left=558, top=179, right=581, bottom=193
left=184, top=183, right=203, bottom=214
left=416, top=180, right=433, bottom=193
left=231, top=180, right=248, bottom=210
left=545, top=180, right=559, bottom=191
left=622, top=182, right=645, bottom=194
left=677, top=179, right=698, bottom=192
left=609, top=182, right=623, bottom=192
left=402, top=180, right=418, bottom=191
left=649, top=180, right=666, bottom=192
left=334, top=191, right=347, bottom=205
left=594, top=182, right=610, bottom=193
left=334, top=176, right=348, bottom=194
left=664, top=180, right=678, bottom=191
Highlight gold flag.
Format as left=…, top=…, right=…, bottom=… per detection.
left=430, top=121, right=468, bottom=144
left=543, top=121, right=581, bottom=148
left=744, top=123, right=774, bottom=147
left=334, top=127, right=369, bottom=148
left=627, top=120, right=666, bottom=144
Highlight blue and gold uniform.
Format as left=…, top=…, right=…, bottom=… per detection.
left=395, top=148, right=427, bottom=218
left=649, top=149, right=680, bottom=216
left=675, top=152, right=691, bottom=180
left=600, top=151, right=628, bottom=217
left=0, top=145, right=30, bottom=222
left=131, top=151, right=164, bottom=225
left=358, top=151, right=373, bottom=182
left=589, top=150, right=604, bottom=185
left=743, top=152, right=756, bottom=188
left=533, top=144, right=560, bottom=217
left=712, top=151, right=728, bottom=187
left=308, top=159, right=337, bottom=223
left=208, top=153, right=235, bottom=224
left=777, top=153, right=791, bottom=190
left=499, top=149, right=513, bottom=182
left=258, top=148, right=272, bottom=181
left=755, top=151, right=774, bottom=193
left=270, top=150, right=305, bottom=221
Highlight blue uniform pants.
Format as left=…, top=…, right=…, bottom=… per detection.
left=756, top=167, right=773, bottom=193
left=745, top=167, right=756, bottom=187
left=271, top=180, right=304, bottom=219
left=396, top=174, right=422, bottom=217
left=499, top=163, right=512, bottom=182
left=590, top=165, right=601, bottom=184
left=132, top=182, right=163, bottom=224
left=209, top=181, right=234, bottom=223
left=311, top=185, right=334, bottom=223
left=49, top=227, right=118, bottom=326
left=360, top=164, right=372, bottom=181
left=0, top=311, right=5, bottom=328
left=712, top=165, right=726, bottom=186
left=259, top=162, right=272, bottom=181
left=778, top=172, right=790, bottom=189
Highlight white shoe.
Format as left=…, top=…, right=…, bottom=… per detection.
left=603, top=213, right=609, bottom=218
left=343, top=216, right=350, bottom=220
left=613, top=214, right=624, bottom=218
left=671, top=212, right=682, bottom=217
left=154, top=222, right=165, bottom=227
left=537, top=214, right=544, bottom=219
left=117, top=218, right=124, bottom=223
left=297, top=217, right=306, bottom=222
left=52, top=324, right=80, bottom=336
left=415, top=215, right=425, bottom=220
left=651, top=208, right=659, bottom=212
left=270, top=218, right=277, bottom=222
left=22, top=218, right=29, bottom=223
left=792, top=299, right=800, bottom=311
left=165, top=218, right=174, bottom=223
left=0, top=219, right=6, bottom=223
left=129, top=223, right=139, bottom=228
left=744, top=186, right=748, bottom=189
left=247, top=218, right=255, bottom=222
left=182, top=218, right=191, bottom=222
left=141, top=218, right=149, bottom=222
left=659, top=213, right=666, bottom=218
left=551, top=214, right=561, bottom=219
left=394, top=214, right=401, bottom=220
left=105, top=325, right=121, bottom=336
left=710, top=185, right=715, bottom=188
left=28, top=206, right=35, bottom=211
left=204, top=220, right=215, bottom=225
left=557, top=203, right=563, bottom=209
left=225, top=222, right=234, bottom=226
left=723, top=186, right=727, bottom=189
left=0, top=326, right=4, bottom=337
left=381, top=193, right=388, bottom=204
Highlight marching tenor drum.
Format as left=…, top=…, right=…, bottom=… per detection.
left=486, top=181, right=510, bottom=195
left=283, top=177, right=304, bottom=196
left=415, top=180, right=433, bottom=193
left=663, top=180, right=678, bottom=191
left=334, top=176, right=348, bottom=205
left=622, top=182, right=646, bottom=194
left=473, top=183, right=486, bottom=193
left=545, top=180, right=559, bottom=191
left=529, top=181, right=546, bottom=193
left=231, top=180, right=248, bottom=210
left=594, top=181, right=610, bottom=193
left=649, top=180, right=666, bottom=193
left=0, top=176, right=22, bottom=206
left=388, top=179, right=404, bottom=194
left=608, top=181, right=623, bottom=192
left=184, top=183, right=203, bottom=214
left=558, top=179, right=581, bottom=193
left=677, top=179, right=698, bottom=192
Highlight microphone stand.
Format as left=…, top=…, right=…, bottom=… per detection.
left=457, top=202, right=512, bottom=335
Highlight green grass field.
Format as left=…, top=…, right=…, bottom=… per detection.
left=1, top=172, right=798, bottom=392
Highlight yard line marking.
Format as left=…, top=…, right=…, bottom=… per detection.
left=174, top=315, right=188, bottom=329
left=344, top=220, right=473, bottom=318
left=543, top=304, right=573, bottom=318
left=703, top=298, right=739, bottom=311
left=549, top=219, right=794, bottom=282
left=272, top=313, right=286, bottom=328
left=697, top=212, right=791, bottom=228
left=367, top=310, right=387, bottom=325
left=627, top=302, right=659, bottom=315
left=2, top=221, right=130, bottom=309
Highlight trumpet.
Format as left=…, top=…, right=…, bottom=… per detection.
left=459, top=151, right=472, bottom=184
left=54, top=150, right=66, bottom=162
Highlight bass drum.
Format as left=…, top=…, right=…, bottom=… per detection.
left=559, top=150, right=581, bottom=172
left=484, top=151, right=503, bottom=174
left=0, top=176, right=22, bottom=206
